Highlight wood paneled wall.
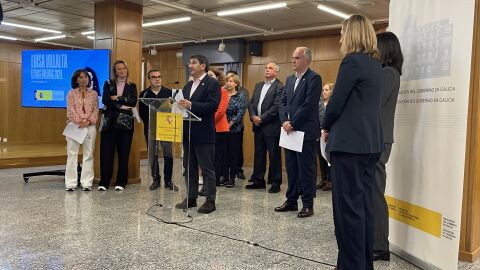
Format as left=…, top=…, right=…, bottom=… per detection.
left=0, top=41, right=67, bottom=144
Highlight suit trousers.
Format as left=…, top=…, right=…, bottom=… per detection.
left=99, top=130, right=133, bottom=188
left=284, top=140, right=317, bottom=208
left=65, top=125, right=97, bottom=189
left=215, top=132, right=228, bottom=182
left=251, top=129, right=282, bottom=187
left=330, top=151, right=380, bottom=270
left=183, top=142, right=216, bottom=202
left=373, top=143, right=392, bottom=251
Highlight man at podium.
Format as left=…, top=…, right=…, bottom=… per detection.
left=176, top=55, right=221, bottom=214
left=139, top=69, right=179, bottom=191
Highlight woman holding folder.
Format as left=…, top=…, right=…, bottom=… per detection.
left=65, top=69, right=99, bottom=191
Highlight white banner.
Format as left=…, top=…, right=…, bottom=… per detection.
left=387, top=1, right=474, bottom=269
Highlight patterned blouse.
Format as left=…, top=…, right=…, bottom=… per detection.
left=226, top=90, right=247, bottom=133
left=67, top=88, right=99, bottom=125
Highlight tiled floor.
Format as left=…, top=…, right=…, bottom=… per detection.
left=0, top=164, right=478, bottom=269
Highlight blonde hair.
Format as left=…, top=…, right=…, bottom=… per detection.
left=226, top=74, right=240, bottom=89
left=323, top=82, right=334, bottom=91
left=340, top=14, right=379, bottom=59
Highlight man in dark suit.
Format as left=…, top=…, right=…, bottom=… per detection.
left=175, top=55, right=221, bottom=214
left=276, top=47, right=322, bottom=218
left=245, top=62, right=284, bottom=193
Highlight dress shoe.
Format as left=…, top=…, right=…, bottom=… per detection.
left=274, top=201, right=298, bottom=212
left=297, top=207, right=314, bottom=218
left=197, top=201, right=216, bottom=214
left=268, top=185, right=281, bottom=193
left=219, top=177, right=227, bottom=186
left=322, top=182, right=332, bottom=191
left=149, top=182, right=160, bottom=190
left=245, top=183, right=266, bottom=189
left=175, top=198, right=197, bottom=209
left=198, top=186, right=206, bottom=196
left=373, top=250, right=390, bottom=261
left=225, top=179, right=235, bottom=188
left=237, top=171, right=246, bottom=180
left=165, top=182, right=179, bottom=191
left=317, top=180, right=327, bottom=190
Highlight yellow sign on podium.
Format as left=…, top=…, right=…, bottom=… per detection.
left=156, top=112, right=183, bottom=142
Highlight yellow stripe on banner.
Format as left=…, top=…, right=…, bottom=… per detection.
left=385, top=195, right=442, bottom=238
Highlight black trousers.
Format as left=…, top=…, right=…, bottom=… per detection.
left=284, top=140, right=317, bottom=208
left=251, top=130, right=282, bottom=187
left=330, top=151, right=380, bottom=270
left=215, top=132, right=228, bottom=182
left=317, top=143, right=330, bottom=182
left=99, top=130, right=133, bottom=188
left=373, top=143, right=392, bottom=251
left=183, top=142, right=216, bottom=202
left=227, top=131, right=243, bottom=180
left=238, top=127, right=244, bottom=173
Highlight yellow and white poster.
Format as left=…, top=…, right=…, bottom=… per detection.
left=388, top=0, right=474, bottom=269
left=156, top=112, right=183, bottom=143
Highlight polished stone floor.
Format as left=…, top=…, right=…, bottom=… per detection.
left=0, top=164, right=478, bottom=270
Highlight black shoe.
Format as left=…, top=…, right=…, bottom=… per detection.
left=245, top=182, right=266, bottom=189
left=268, top=185, right=281, bottom=193
left=317, top=180, right=327, bottom=190
left=373, top=250, right=390, bottom=261
left=198, top=186, right=206, bottom=196
left=225, top=179, right=235, bottom=188
left=297, top=207, right=314, bottom=218
left=165, top=182, right=179, bottom=191
left=175, top=198, right=197, bottom=209
left=237, top=171, right=245, bottom=180
left=149, top=182, right=160, bottom=190
left=219, top=177, right=227, bottom=186
left=197, top=201, right=216, bottom=214
left=274, top=201, right=298, bottom=212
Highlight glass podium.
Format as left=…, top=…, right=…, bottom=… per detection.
left=140, top=97, right=200, bottom=223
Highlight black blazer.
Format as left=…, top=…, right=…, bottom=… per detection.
left=182, top=74, right=221, bottom=144
left=323, top=53, right=384, bottom=154
left=279, top=68, right=322, bottom=141
left=248, top=79, right=284, bottom=137
left=380, top=66, right=400, bottom=144
left=101, top=80, right=138, bottom=131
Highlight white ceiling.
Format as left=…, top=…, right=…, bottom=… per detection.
left=0, top=0, right=389, bottom=48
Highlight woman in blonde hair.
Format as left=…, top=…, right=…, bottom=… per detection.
left=322, top=14, right=384, bottom=270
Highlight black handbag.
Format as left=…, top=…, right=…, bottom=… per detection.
left=114, top=110, right=133, bottom=130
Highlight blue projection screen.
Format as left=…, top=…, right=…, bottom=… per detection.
left=22, top=49, right=110, bottom=108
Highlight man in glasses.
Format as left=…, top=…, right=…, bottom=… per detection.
left=139, top=69, right=179, bottom=191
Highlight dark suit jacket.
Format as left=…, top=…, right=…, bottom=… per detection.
left=380, top=66, right=400, bottom=144
left=323, top=53, right=384, bottom=154
left=279, top=68, right=322, bottom=141
left=182, top=74, right=221, bottom=144
left=248, top=79, right=284, bottom=137
left=101, top=80, right=138, bottom=132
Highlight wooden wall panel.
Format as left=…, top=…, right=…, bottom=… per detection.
left=115, top=1, right=142, bottom=42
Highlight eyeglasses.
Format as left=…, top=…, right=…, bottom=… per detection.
left=150, top=76, right=162, bottom=79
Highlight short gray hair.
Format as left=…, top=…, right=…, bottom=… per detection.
left=267, top=61, right=280, bottom=72
left=302, top=47, right=312, bottom=62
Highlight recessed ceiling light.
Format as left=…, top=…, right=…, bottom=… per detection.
left=81, top=31, right=95, bottom=35
left=0, top=35, right=17, bottom=41
left=142, top=17, right=191, bottom=27
left=217, top=2, right=287, bottom=16
left=317, top=4, right=350, bottom=19
left=34, top=35, right=66, bottom=42
left=1, top=21, right=62, bottom=34
left=86, top=36, right=94, bottom=40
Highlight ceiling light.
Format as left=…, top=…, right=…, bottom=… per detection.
left=317, top=4, right=350, bottom=19
left=1, top=21, right=61, bottom=34
left=142, top=17, right=191, bottom=27
left=0, top=35, right=17, bottom=41
left=217, top=2, right=287, bottom=16
left=86, top=36, right=94, bottom=40
left=35, top=35, right=66, bottom=42
left=81, top=31, right=94, bottom=35
left=218, top=39, right=225, bottom=52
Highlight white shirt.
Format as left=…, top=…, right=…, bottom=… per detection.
left=190, top=73, right=207, bottom=98
left=257, top=79, right=276, bottom=115
left=294, top=70, right=307, bottom=92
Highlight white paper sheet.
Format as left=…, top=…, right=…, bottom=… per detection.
left=279, top=128, right=304, bottom=152
left=320, top=134, right=330, bottom=164
left=63, top=122, right=88, bottom=144
left=171, top=89, right=188, bottom=117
